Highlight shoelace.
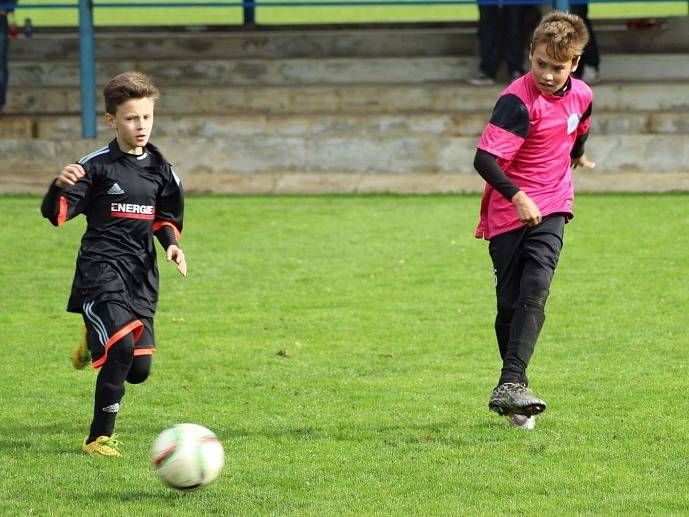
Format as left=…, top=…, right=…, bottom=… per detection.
left=101, top=434, right=122, bottom=449
left=495, top=383, right=532, bottom=395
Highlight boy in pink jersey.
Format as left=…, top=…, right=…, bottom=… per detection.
left=473, top=12, right=596, bottom=429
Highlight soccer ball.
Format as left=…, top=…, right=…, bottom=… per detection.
left=151, top=423, right=224, bottom=491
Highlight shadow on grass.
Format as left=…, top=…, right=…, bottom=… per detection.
left=0, top=413, right=517, bottom=456
left=90, top=489, right=189, bottom=502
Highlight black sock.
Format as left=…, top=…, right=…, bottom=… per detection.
left=87, top=335, right=134, bottom=443
left=499, top=304, right=544, bottom=385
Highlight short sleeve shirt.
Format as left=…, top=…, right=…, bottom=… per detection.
left=475, top=72, right=593, bottom=240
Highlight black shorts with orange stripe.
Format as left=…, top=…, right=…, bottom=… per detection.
left=81, top=300, right=155, bottom=369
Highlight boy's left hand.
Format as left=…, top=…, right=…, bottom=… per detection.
left=572, top=154, right=596, bottom=169
left=166, top=245, right=187, bottom=277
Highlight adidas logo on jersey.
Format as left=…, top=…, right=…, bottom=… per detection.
left=107, top=183, right=125, bottom=195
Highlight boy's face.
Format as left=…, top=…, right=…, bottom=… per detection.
left=105, top=97, right=155, bottom=154
left=529, top=43, right=579, bottom=95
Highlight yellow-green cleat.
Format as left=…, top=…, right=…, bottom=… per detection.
left=83, top=435, right=122, bottom=457
left=71, top=326, right=91, bottom=370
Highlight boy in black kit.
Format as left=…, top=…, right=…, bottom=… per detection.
left=41, top=72, right=186, bottom=456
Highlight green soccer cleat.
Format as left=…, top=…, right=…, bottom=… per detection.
left=71, top=326, right=91, bottom=370
left=83, top=435, right=122, bottom=457
left=488, top=383, right=546, bottom=417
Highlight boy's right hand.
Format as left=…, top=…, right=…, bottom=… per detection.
left=511, top=191, right=542, bottom=227
left=55, top=164, right=85, bottom=188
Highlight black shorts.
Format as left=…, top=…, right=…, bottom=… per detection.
left=488, top=214, right=566, bottom=295
left=81, top=300, right=155, bottom=369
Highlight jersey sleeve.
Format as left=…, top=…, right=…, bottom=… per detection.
left=40, top=166, right=93, bottom=227
left=154, top=166, right=184, bottom=250
left=477, top=93, right=529, bottom=164
left=577, top=101, right=593, bottom=137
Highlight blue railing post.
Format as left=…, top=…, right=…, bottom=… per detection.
left=79, top=0, right=97, bottom=138
left=555, top=0, right=570, bottom=12
left=243, top=0, right=255, bottom=24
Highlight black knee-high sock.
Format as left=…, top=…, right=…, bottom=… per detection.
left=499, top=302, right=544, bottom=385
left=499, top=263, right=551, bottom=387
left=87, top=334, right=134, bottom=443
left=495, top=314, right=511, bottom=361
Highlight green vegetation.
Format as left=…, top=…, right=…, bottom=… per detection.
left=11, top=1, right=688, bottom=27
left=1, top=194, right=689, bottom=514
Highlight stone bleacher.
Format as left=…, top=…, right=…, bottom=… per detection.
left=1, top=17, right=688, bottom=194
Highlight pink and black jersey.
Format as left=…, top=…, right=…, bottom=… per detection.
left=475, top=72, right=593, bottom=240
left=41, top=139, right=184, bottom=317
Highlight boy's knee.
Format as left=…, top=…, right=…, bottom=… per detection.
left=127, top=355, right=151, bottom=384
left=520, top=288, right=549, bottom=310
left=108, top=333, right=135, bottom=367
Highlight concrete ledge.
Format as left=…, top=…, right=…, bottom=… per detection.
left=5, top=82, right=689, bottom=115
left=2, top=110, right=686, bottom=140
left=9, top=53, right=689, bottom=87
left=1, top=134, right=686, bottom=177
left=6, top=171, right=689, bottom=196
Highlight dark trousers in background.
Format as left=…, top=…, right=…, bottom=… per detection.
left=0, top=15, right=8, bottom=107
left=477, top=5, right=525, bottom=78
left=570, top=3, right=600, bottom=74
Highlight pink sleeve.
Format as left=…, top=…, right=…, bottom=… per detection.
left=477, top=123, right=525, bottom=163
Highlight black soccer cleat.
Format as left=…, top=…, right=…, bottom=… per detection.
left=488, top=383, right=546, bottom=417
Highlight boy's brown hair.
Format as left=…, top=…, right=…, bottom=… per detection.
left=103, top=71, right=160, bottom=115
left=531, top=11, right=590, bottom=62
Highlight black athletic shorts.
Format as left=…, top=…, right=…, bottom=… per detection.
left=81, top=299, right=155, bottom=369
left=488, top=214, right=566, bottom=295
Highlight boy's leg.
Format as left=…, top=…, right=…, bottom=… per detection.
left=81, top=300, right=144, bottom=455
left=498, top=216, right=565, bottom=386
left=489, top=226, right=526, bottom=363
left=498, top=258, right=551, bottom=385
left=126, top=317, right=155, bottom=384
left=87, top=332, right=135, bottom=444
left=487, top=216, right=565, bottom=417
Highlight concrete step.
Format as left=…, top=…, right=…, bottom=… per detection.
left=2, top=110, right=687, bottom=140
left=9, top=53, right=689, bottom=87
left=4, top=82, right=689, bottom=116
left=8, top=17, right=689, bottom=61
left=1, top=134, right=685, bottom=186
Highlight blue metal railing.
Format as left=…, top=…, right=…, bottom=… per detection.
left=1, top=0, right=674, bottom=137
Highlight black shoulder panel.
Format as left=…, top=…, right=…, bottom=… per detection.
left=489, top=94, right=530, bottom=139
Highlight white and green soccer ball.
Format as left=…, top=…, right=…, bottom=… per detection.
left=151, top=423, right=224, bottom=491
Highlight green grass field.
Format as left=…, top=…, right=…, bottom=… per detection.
left=1, top=194, right=689, bottom=514
left=11, top=1, right=689, bottom=27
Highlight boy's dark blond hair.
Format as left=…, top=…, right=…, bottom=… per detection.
left=531, top=11, right=590, bottom=62
left=103, top=72, right=160, bottom=115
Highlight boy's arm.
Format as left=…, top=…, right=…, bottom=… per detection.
left=41, top=163, right=90, bottom=226
left=154, top=166, right=185, bottom=276
left=473, top=149, right=520, bottom=201
left=473, top=149, right=541, bottom=226
left=571, top=101, right=595, bottom=169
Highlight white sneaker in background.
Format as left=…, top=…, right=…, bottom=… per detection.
left=506, top=413, right=536, bottom=430
left=468, top=72, right=496, bottom=86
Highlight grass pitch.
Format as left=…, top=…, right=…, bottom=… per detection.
left=1, top=194, right=689, bottom=515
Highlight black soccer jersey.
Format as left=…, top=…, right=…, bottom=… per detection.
left=41, top=139, right=184, bottom=317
